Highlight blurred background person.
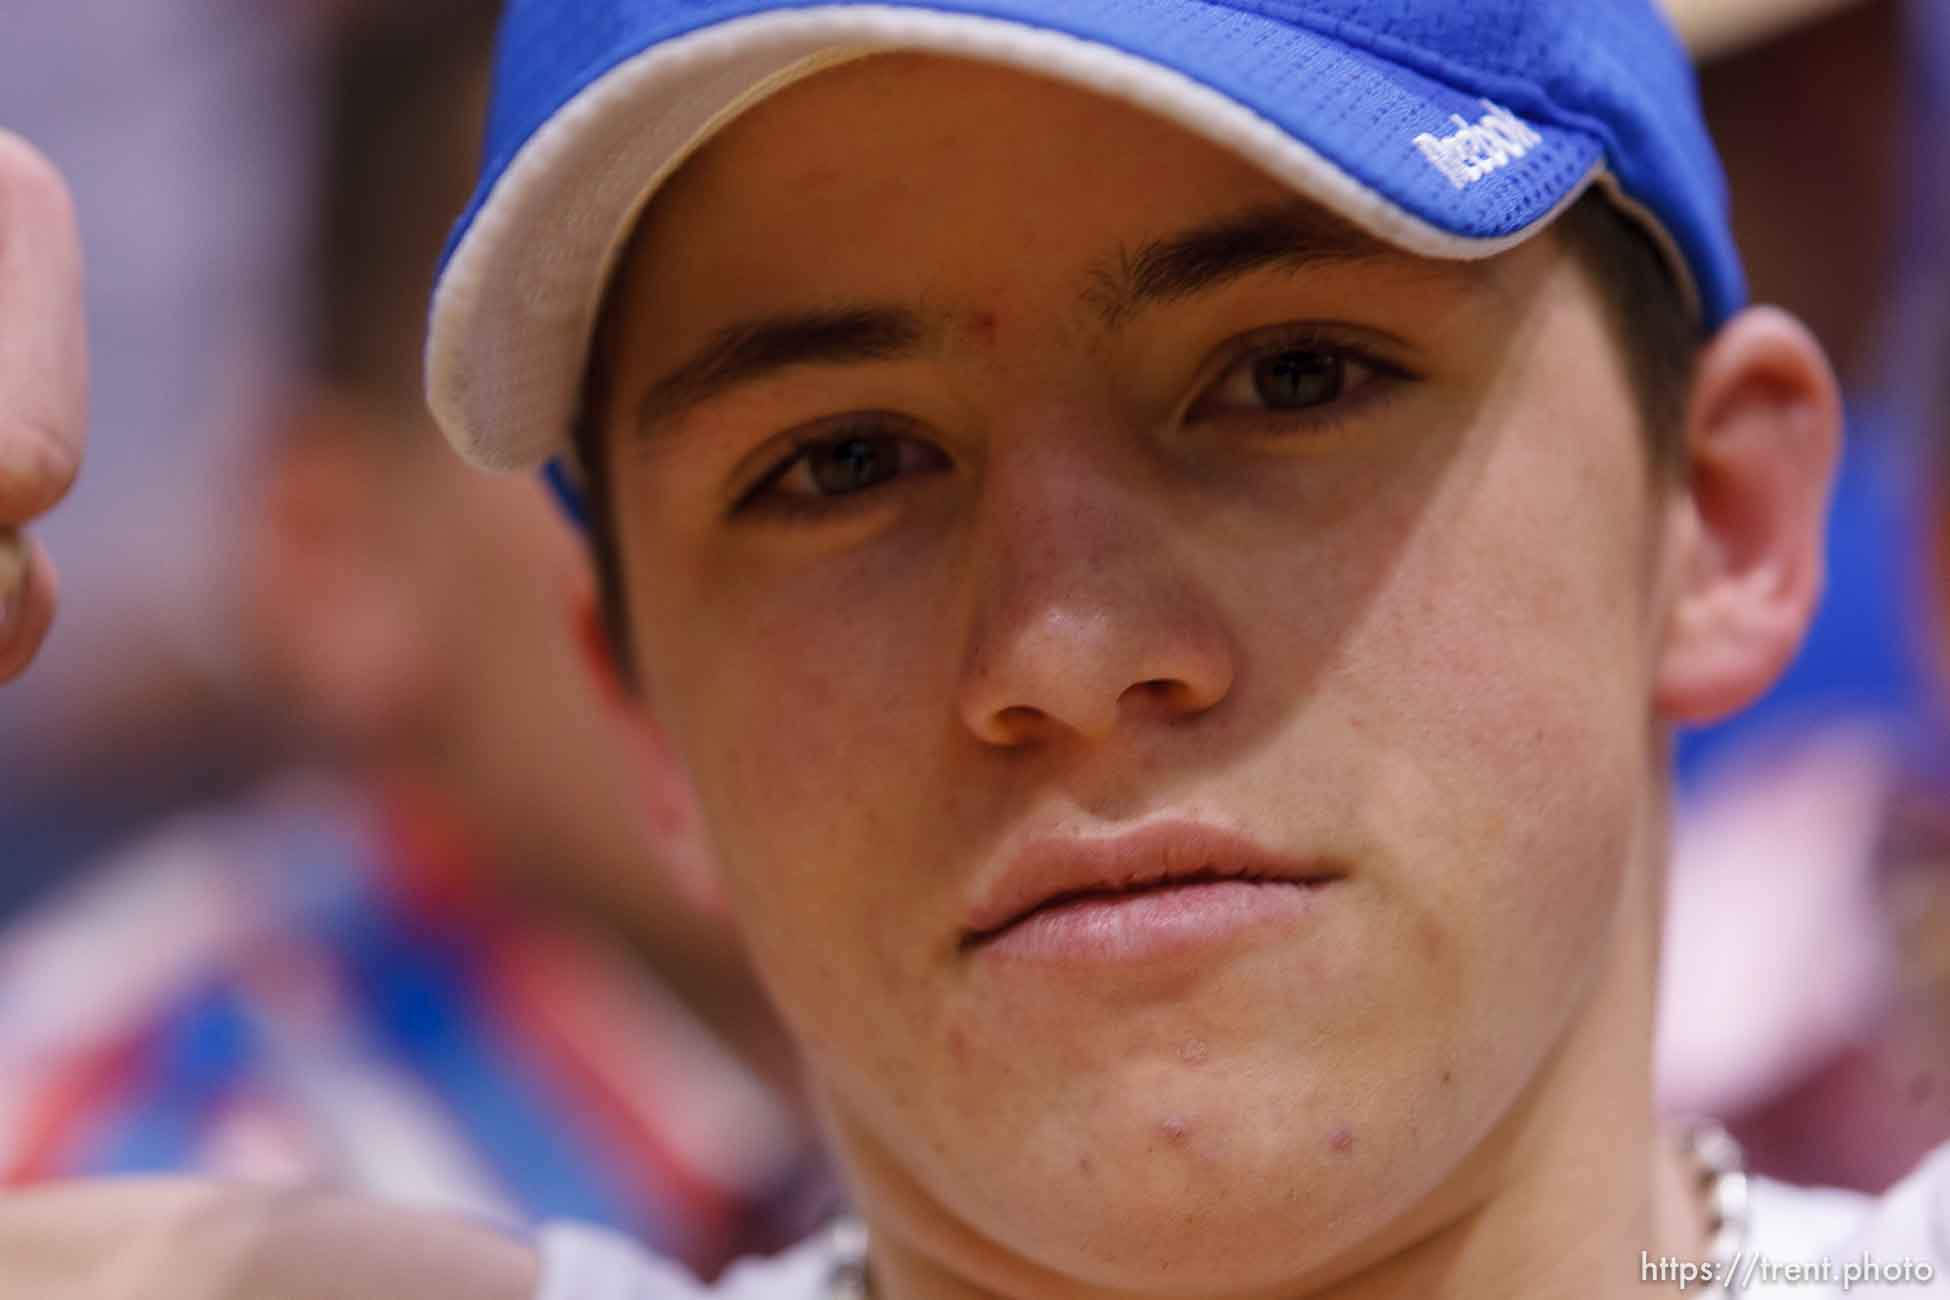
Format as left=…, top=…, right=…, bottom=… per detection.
left=1657, top=0, right=1950, bottom=1193
left=0, top=3, right=829, bottom=1279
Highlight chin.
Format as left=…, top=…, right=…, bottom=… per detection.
left=959, top=1123, right=1412, bottom=1293
left=900, top=1040, right=1467, bottom=1296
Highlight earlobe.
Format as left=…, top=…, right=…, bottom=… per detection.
left=1653, top=306, right=1842, bottom=725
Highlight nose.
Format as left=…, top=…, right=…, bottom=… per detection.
left=956, top=439, right=1237, bottom=749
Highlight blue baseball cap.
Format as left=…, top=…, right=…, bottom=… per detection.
left=427, top=0, right=1743, bottom=480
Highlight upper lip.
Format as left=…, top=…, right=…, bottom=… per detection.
left=961, top=820, right=1344, bottom=948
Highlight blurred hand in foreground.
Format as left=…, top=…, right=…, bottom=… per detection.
left=0, top=131, right=85, bottom=684
left=0, top=1179, right=539, bottom=1300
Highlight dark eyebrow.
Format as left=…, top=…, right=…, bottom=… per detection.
left=635, top=307, right=932, bottom=438
left=1085, top=199, right=1395, bottom=329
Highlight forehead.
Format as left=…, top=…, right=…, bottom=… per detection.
left=609, top=53, right=1491, bottom=348
left=661, top=50, right=1293, bottom=199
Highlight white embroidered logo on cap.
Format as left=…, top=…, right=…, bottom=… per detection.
left=1413, top=101, right=1545, bottom=190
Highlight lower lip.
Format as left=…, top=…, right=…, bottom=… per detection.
left=971, top=879, right=1331, bottom=966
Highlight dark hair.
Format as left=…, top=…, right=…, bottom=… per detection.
left=572, top=187, right=1704, bottom=677
left=1553, top=190, right=1703, bottom=474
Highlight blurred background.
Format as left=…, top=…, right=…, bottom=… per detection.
left=0, top=0, right=1942, bottom=1257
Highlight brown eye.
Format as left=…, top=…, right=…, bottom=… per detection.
left=1252, top=351, right=1345, bottom=410
left=1198, top=339, right=1392, bottom=423
left=741, top=426, right=951, bottom=514
left=805, top=436, right=903, bottom=496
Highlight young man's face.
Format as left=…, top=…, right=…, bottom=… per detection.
left=598, top=54, right=1685, bottom=1291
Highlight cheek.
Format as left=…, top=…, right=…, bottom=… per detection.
left=634, top=544, right=961, bottom=1005
left=1335, top=388, right=1658, bottom=1056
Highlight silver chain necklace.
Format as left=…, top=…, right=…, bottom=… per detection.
left=822, top=1122, right=1751, bottom=1300
left=1682, top=1119, right=1754, bottom=1297
left=822, top=1218, right=872, bottom=1300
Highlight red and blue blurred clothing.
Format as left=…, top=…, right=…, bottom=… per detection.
left=0, top=777, right=830, bottom=1278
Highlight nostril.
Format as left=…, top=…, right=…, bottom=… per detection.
left=1125, top=679, right=1184, bottom=705
left=990, top=704, right=1050, bottom=740
left=1118, top=677, right=1226, bottom=722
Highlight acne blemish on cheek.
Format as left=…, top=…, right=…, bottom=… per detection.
left=1417, top=915, right=1444, bottom=964
left=1328, top=1126, right=1356, bottom=1156
left=966, top=310, right=999, bottom=345
left=1180, top=1038, right=1208, bottom=1067
left=1160, top=1117, right=1191, bottom=1146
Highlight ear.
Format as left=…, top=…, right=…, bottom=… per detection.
left=1653, top=306, right=1842, bottom=724
left=572, top=582, right=728, bottom=918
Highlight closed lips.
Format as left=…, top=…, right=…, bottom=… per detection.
left=962, top=821, right=1345, bottom=949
